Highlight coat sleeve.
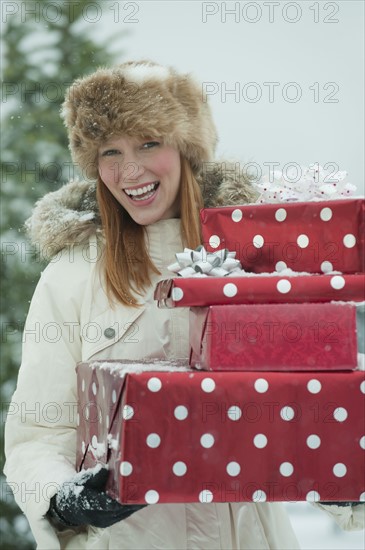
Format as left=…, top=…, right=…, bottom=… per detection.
left=313, top=502, right=365, bottom=531
left=4, top=246, right=92, bottom=546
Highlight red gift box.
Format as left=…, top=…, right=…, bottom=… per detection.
left=189, top=303, right=358, bottom=371
left=154, top=273, right=365, bottom=307
left=76, top=361, right=365, bottom=504
left=200, top=199, right=365, bottom=274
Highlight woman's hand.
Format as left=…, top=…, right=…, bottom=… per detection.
left=46, top=466, right=146, bottom=529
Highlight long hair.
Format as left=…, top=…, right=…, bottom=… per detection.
left=96, top=155, right=203, bottom=307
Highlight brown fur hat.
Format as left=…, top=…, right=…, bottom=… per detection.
left=61, top=60, right=218, bottom=180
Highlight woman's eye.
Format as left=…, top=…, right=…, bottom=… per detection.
left=101, top=149, right=120, bottom=157
left=142, top=141, right=160, bottom=149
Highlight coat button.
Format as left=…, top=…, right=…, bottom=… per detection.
left=104, top=327, right=116, bottom=339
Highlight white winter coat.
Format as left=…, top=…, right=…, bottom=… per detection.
left=4, top=175, right=364, bottom=549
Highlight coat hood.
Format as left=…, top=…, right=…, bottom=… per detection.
left=25, top=161, right=258, bottom=260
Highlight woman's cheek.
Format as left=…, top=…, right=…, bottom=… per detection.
left=99, top=163, right=117, bottom=186
left=154, top=155, right=180, bottom=180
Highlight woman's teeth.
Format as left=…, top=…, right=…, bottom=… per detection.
left=125, top=182, right=158, bottom=200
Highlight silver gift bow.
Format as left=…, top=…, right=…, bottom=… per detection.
left=167, top=245, right=244, bottom=277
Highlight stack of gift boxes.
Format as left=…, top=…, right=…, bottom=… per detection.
left=76, top=198, right=365, bottom=506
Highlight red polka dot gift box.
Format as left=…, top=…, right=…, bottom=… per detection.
left=76, top=361, right=365, bottom=504
left=189, top=303, right=358, bottom=371
left=154, top=272, right=365, bottom=307
left=200, top=199, right=365, bottom=274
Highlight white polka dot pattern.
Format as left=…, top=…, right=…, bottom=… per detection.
left=223, top=283, right=238, bottom=297
left=174, top=405, right=188, bottom=420
left=306, top=491, right=320, bottom=502
left=297, top=234, right=309, bottom=248
left=227, top=406, right=242, bottom=421
left=307, top=435, right=321, bottom=449
left=173, top=462, right=187, bottom=476
left=280, top=406, right=295, bottom=421
left=77, top=364, right=365, bottom=505
left=226, top=462, right=241, bottom=476
left=275, top=208, right=287, bottom=222
left=201, top=378, right=215, bottom=392
left=171, top=287, right=184, bottom=302
left=253, top=434, right=268, bottom=448
left=277, top=279, right=291, bottom=294
left=333, top=407, right=348, bottom=422
left=252, top=490, right=267, bottom=502
left=145, top=490, right=159, bottom=504
left=120, top=462, right=133, bottom=476
left=280, top=462, right=294, bottom=477
left=209, top=235, right=220, bottom=249
left=147, top=377, right=162, bottom=392
left=253, top=235, right=264, bottom=248
left=333, top=463, right=347, bottom=477
left=254, top=378, right=269, bottom=393
left=167, top=272, right=362, bottom=307
left=200, top=434, right=215, bottom=448
left=320, top=261, right=333, bottom=273
left=122, top=405, right=134, bottom=420
left=146, top=433, right=161, bottom=448
left=343, top=234, right=356, bottom=248
left=307, top=379, right=322, bottom=394
left=231, top=209, right=242, bottom=222
left=320, top=207, right=332, bottom=221
left=202, top=200, right=363, bottom=275
left=275, top=261, right=287, bottom=271
left=330, top=276, right=345, bottom=290
left=199, top=490, right=213, bottom=503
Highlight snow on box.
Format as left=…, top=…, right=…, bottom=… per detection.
left=76, top=360, right=365, bottom=505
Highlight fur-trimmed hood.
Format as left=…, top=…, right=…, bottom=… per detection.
left=26, top=161, right=258, bottom=260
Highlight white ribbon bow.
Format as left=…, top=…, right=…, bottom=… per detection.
left=168, top=246, right=244, bottom=277
left=254, top=164, right=357, bottom=203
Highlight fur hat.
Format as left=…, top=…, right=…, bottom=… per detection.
left=61, top=60, right=218, bottom=180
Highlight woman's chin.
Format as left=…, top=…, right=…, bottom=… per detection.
left=129, top=211, right=162, bottom=226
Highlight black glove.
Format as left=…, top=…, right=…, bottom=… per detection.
left=319, top=501, right=362, bottom=507
left=46, top=466, right=146, bottom=529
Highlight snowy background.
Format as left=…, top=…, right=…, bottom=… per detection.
left=1, top=1, right=364, bottom=548
left=52, top=2, right=365, bottom=548
left=89, top=0, right=365, bottom=194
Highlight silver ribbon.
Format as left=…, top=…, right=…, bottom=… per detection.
left=168, top=245, right=244, bottom=277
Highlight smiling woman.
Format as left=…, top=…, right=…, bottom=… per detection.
left=98, top=137, right=182, bottom=224
left=4, top=59, right=362, bottom=550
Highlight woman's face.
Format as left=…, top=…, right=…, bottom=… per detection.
left=98, top=135, right=181, bottom=225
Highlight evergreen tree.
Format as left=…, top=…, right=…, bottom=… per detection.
left=1, top=2, right=123, bottom=546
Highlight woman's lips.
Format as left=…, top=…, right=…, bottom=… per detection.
left=123, top=182, right=160, bottom=204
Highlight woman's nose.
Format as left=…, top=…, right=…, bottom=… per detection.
left=121, top=160, right=145, bottom=182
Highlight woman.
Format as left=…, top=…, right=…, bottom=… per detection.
left=4, top=60, right=363, bottom=549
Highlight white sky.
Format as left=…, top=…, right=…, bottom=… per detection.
left=78, top=0, right=365, bottom=193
